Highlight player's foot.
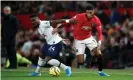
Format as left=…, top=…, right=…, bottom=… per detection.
left=28, top=72, right=41, bottom=76
left=98, top=71, right=110, bottom=76
left=65, top=66, right=72, bottom=76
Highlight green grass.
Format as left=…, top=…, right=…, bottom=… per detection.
left=1, top=67, right=133, bottom=80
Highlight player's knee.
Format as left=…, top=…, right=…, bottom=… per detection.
left=91, top=47, right=101, bottom=56
left=96, top=54, right=103, bottom=61
left=91, top=47, right=96, bottom=53
left=44, top=56, right=52, bottom=62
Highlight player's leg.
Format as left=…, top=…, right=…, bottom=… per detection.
left=92, top=47, right=109, bottom=76
left=28, top=53, right=46, bottom=76
left=74, top=39, right=86, bottom=68
left=77, top=55, right=84, bottom=68
left=47, top=58, right=71, bottom=76
left=28, top=44, right=48, bottom=76
left=47, top=58, right=68, bottom=70
left=86, top=36, right=109, bottom=76
left=46, top=41, right=71, bottom=76
left=35, top=54, right=46, bottom=73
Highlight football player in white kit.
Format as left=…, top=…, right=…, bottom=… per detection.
left=28, top=14, right=72, bottom=76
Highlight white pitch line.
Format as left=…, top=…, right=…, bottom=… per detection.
left=1, top=69, right=133, bottom=76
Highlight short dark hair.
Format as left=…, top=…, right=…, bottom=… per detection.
left=86, top=4, right=94, bottom=10
left=30, top=14, right=38, bottom=18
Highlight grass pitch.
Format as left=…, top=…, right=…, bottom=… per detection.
left=1, top=67, right=133, bottom=80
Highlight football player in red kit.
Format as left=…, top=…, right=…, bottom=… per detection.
left=51, top=4, right=109, bottom=76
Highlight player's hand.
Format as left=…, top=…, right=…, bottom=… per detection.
left=97, top=41, right=101, bottom=48
left=52, top=28, right=58, bottom=35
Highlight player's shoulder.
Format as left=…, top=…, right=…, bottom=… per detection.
left=40, top=20, right=50, bottom=27
left=93, top=15, right=100, bottom=21
left=92, top=15, right=101, bottom=25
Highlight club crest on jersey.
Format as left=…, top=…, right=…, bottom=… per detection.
left=91, top=23, right=95, bottom=27
left=81, top=26, right=91, bottom=30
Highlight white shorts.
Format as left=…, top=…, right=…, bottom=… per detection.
left=73, top=36, right=98, bottom=55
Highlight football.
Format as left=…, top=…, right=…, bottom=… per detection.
left=49, top=66, right=60, bottom=76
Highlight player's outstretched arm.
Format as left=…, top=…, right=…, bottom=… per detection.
left=51, top=18, right=77, bottom=35
left=50, top=18, right=77, bottom=27
left=52, top=24, right=63, bottom=35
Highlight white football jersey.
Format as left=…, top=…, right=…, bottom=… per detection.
left=38, top=20, right=62, bottom=44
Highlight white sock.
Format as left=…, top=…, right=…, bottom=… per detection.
left=47, top=59, right=68, bottom=71
left=35, top=66, right=41, bottom=73
left=99, top=71, right=103, bottom=73
left=35, top=57, right=46, bottom=73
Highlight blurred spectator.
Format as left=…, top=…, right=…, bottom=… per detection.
left=127, top=29, right=133, bottom=49
left=96, top=1, right=110, bottom=9
left=96, top=8, right=110, bottom=26
left=76, top=1, right=93, bottom=12
left=121, top=18, right=130, bottom=34
left=121, top=10, right=130, bottom=23
left=20, top=30, right=33, bottom=57
left=109, top=37, right=120, bottom=59
left=110, top=2, right=121, bottom=26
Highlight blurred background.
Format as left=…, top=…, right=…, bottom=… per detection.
left=1, top=1, right=133, bottom=69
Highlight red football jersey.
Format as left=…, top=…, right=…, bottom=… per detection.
left=72, top=13, right=102, bottom=40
